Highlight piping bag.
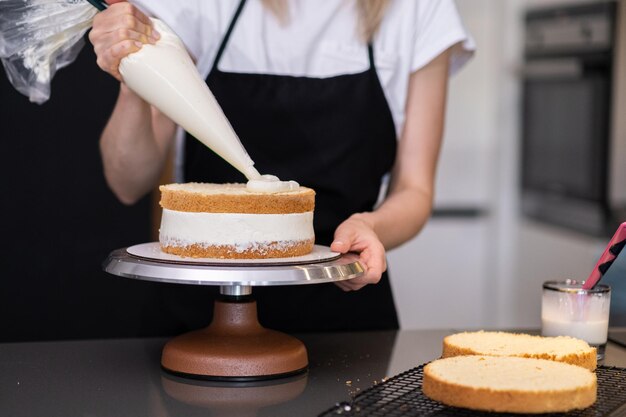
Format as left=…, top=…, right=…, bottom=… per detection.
left=92, top=0, right=262, bottom=180
left=119, top=18, right=262, bottom=181
left=582, top=222, right=626, bottom=290
left=0, top=0, right=261, bottom=182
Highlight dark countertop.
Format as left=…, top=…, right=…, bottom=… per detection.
left=1, top=329, right=625, bottom=417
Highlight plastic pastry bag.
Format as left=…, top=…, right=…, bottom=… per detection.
left=0, top=0, right=99, bottom=104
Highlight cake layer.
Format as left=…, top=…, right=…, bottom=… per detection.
left=160, top=183, right=315, bottom=214
left=160, top=209, right=314, bottom=253
left=442, top=331, right=597, bottom=370
left=423, top=355, right=597, bottom=413
left=161, top=239, right=314, bottom=259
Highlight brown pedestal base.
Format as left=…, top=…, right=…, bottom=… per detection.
left=161, top=297, right=308, bottom=381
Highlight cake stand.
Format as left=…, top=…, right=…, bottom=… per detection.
left=103, top=243, right=364, bottom=381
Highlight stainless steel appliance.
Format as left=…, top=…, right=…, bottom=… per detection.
left=521, top=1, right=626, bottom=236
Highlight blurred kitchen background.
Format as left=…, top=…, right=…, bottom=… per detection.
left=1, top=0, right=625, bottom=341
left=389, top=0, right=626, bottom=331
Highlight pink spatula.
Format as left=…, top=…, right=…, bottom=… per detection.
left=582, top=222, right=626, bottom=290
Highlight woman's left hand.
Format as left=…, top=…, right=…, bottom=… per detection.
left=330, top=213, right=386, bottom=291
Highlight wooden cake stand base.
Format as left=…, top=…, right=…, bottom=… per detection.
left=161, top=296, right=308, bottom=381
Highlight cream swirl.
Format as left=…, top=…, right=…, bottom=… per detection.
left=246, top=175, right=300, bottom=193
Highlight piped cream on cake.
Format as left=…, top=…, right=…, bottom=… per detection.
left=246, top=174, right=299, bottom=193
left=159, top=182, right=315, bottom=259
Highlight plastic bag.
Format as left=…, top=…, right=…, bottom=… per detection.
left=0, top=0, right=101, bottom=104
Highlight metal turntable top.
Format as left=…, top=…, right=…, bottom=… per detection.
left=103, top=243, right=364, bottom=287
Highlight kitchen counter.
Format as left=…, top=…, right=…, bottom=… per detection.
left=1, top=329, right=626, bottom=417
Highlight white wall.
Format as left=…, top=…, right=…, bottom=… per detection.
left=388, top=218, right=491, bottom=329
left=433, top=0, right=500, bottom=209
left=509, top=220, right=605, bottom=326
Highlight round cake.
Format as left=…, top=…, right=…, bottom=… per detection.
left=159, top=183, right=315, bottom=259
left=442, top=331, right=597, bottom=370
left=423, top=355, right=597, bottom=414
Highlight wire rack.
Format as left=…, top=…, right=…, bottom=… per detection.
left=319, top=365, right=626, bottom=417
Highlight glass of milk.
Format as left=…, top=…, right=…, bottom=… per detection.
left=542, top=280, right=611, bottom=362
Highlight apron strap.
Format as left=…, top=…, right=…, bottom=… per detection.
left=367, top=43, right=375, bottom=71
left=213, top=0, right=376, bottom=74
left=211, top=0, right=248, bottom=73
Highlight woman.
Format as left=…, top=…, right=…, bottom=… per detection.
left=89, top=0, right=473, bottom=332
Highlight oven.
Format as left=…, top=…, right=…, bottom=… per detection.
left=521, top=1, right=626, bottom=236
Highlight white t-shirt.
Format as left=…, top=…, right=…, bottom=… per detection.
left=132, top=0, right=474, bottom=137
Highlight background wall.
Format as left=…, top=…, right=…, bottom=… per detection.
left=388, top=0, right=623, bottom=330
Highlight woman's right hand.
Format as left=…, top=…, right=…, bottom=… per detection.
left=88, top=1, right=160, bottom=81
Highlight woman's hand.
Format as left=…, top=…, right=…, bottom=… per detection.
left=330, top=213, right=387, bottom=291
left=88, top=1, right=160, bottom=81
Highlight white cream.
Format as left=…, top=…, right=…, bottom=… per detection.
left=159, top=209, right=314, bottom=251
left=119, top=19, right=261, bottom=181
left=246, top=175, right=299, bottom=193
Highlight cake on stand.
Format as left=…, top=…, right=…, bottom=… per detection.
left=103, top=243, right=363, bottom=381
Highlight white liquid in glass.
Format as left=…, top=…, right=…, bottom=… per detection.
left=541, top=317, right=608, bottom=345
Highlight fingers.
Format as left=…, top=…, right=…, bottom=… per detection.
left=100, top=2, right=152, bottom=27
left=129, top=5, right=154, bottom=27
left=330, top=240, right=350, bottom=254
left=96, top=38, right=143, bottom=81
left=94, top=6, right=159, bottom=43
left=334, top=280, right=353, bottom=292
left=361, top=244, right=387, bottom=280
left=331, top=225, right=356, bottom=254
left=89, top=2, right=160, bottom=80
left=108, top=13, right=157, bottom=42
left=334, top=245, right=387, bottom=292
left=111, top=39, right=143, bottom=56
left=340, top=255, right=385, bottom=291
left=331, top=214, right=387, bottom=291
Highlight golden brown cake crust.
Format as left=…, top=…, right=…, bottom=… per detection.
left=161, top=239, right=314, bottom=259
left=422, top=360, right=597, bottom=414
left=442, top=332, right=597, bottom=371
left=160, top=183, right=315, bottom=214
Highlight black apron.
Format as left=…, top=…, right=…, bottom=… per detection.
left=176, top=0, right=399, bottom=332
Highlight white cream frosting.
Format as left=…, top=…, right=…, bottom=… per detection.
left=163, top=182, right=305, bottom=195
left=119, top=19, right=261, bottom=180
left=159, top=209, right=314, bottom=251
left=246, top=175, right=299, bottom=193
